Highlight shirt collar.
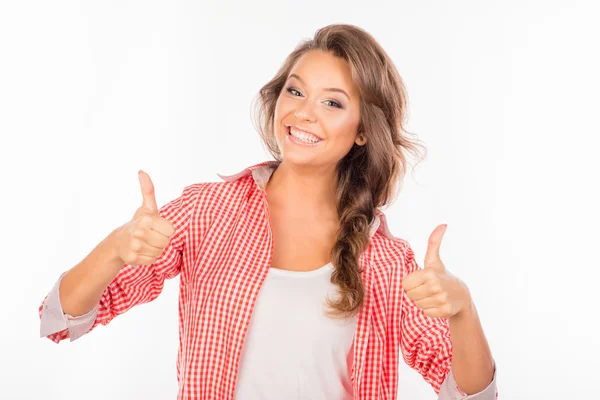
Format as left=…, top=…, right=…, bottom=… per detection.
left=217, top=160, right=280, bottom=188
left=217, top=161, right=392, bottom=239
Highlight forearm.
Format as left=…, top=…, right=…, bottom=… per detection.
left=59, top=228, right=124, bottom=316
left=448, top=301, right=494, bottom=395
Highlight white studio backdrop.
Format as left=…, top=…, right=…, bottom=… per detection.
left=1, top=1, right=598, bottom=399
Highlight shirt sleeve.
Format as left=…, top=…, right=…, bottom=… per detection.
left=39, top=271, right=99, bottom=342
left=438, top=361, right=498, bottom=399
left=398, top=241, right=453, bottom=394
left=38, top=183, right=202, bottom=344
left=398, top=242, right=499, bottom=398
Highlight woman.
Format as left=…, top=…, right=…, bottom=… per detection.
left=39, top=24, right=498, bottom=399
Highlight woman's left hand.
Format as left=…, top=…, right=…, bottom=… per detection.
left=401, top=224, right=472, bottom=319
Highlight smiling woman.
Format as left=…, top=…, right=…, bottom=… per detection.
left=254, top=26, right=424, bottom=320
left=39, top=23, right=497, bottom=400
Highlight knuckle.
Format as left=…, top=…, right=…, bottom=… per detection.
left=165, top=221, right=175, bottom=237
left=126, top=251, right=137, bottom=264
left=141, top=214, right=154, bottom=226
left=437, top=292, right=448, bottom=303
left=132, top=228, right=145, bottom=239
left=130, top=239, right=142, bottom=252
left=424, top=269, right=436, bottom=281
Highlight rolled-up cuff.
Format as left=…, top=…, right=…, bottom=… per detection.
left=438, top=361, right=498, bottom=399
left=39, top=272, right=99, bottom=342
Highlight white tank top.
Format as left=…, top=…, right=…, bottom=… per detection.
left=234, top=262, right=358, bottom=400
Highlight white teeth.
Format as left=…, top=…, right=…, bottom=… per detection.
left=289, top=127, right=320, bottom=143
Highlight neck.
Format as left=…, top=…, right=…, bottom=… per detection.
left=266, top=161, right=339, bottom=220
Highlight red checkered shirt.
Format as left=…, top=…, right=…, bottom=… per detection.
left=39, top=160, right=497, bottom=399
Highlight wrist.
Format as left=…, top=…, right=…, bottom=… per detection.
left=104, top=227, right=125, bottom=266
left=452, top=296, right=476, bottom=322
left=452, top=283, right=476, bottom=320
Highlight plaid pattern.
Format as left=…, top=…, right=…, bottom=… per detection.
left=39, top=160, right=465, bottom=399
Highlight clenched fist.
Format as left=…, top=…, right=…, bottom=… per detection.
left=113, top=170, right=175, bottom=266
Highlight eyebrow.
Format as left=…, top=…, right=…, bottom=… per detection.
left=287, top=73, right=350, bottom=100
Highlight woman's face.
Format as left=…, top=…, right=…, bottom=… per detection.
left=273, top=50, right=364, bottom=169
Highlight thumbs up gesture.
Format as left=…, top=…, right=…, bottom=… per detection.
left=401, top=224, right=472, bottom=319
left=113, top=170, right=175, bottom=266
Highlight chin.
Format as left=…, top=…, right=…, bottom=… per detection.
left=281, top=149, right=319, bottom=166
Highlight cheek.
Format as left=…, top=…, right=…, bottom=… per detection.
left=323, top=112, right=360, bottom=141
left=272, top=98, right=289, bottom=145
left=275, top=96, right=293, bottom=117
left=273, top=97, right=288, bottom=128
left=272, top=101, right=283, bottom=135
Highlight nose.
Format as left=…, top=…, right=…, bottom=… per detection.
left=294, top=104, right=317, bottom=123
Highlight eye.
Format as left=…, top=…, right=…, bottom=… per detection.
left=286, top=87, right=302, bottom=97
left=324, top=100, right=342, bottom=109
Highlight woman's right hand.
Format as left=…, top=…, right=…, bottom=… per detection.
left=113, top=170, right=175, bottom=266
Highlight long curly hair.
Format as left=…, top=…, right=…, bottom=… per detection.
left=253, top=24, right=427, bottom=319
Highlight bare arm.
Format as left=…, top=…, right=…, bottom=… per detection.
left=58, top=228, right=124, bottom=317
left=448, top=302, right=495, bottom=395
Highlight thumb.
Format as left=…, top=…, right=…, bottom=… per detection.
left=424, top=224, right=447, bottom=268
left=138, top=170, right=159, bottom=213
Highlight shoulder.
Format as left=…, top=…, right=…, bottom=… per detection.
left=369, top=217, right=418, bottom=278
left=370, top=233, right=411, bottom=266
left=179, top=160, right=277, bottom=215
left=180, top=175, right=256, bottom=213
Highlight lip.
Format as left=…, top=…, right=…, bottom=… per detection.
left=285, top=125, right=324, bottom=141
left=287, top=132, right=322, bottom=147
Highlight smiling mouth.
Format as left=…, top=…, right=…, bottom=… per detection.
left=285, top=125, right=324, bottom=143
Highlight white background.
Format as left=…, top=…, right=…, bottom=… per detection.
left=1, top=1, right=599, bottom=399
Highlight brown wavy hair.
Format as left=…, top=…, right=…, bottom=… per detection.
left=253, top=24, right=427, bottom=319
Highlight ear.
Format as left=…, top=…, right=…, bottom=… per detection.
left=355, top=133, right=367, bottom=146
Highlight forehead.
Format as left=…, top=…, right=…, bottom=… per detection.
left=288, top=50, right=359, bottom=98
